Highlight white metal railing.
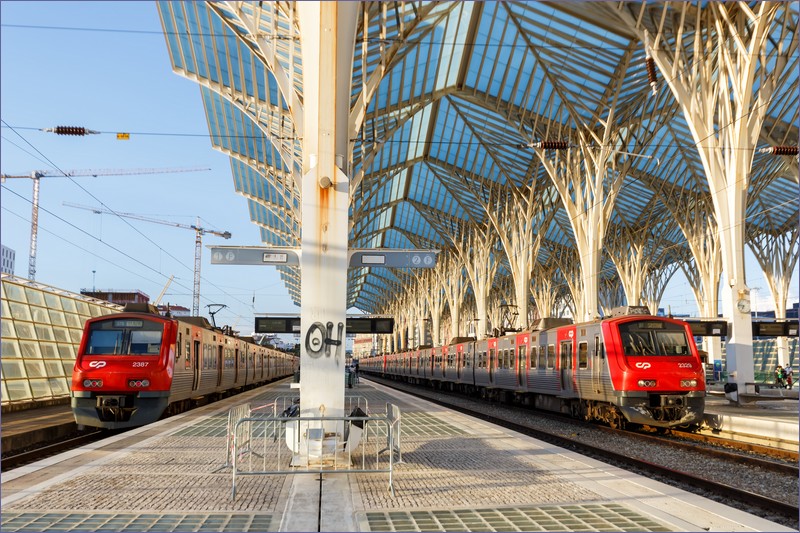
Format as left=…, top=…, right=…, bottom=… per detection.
left=230, top=403, right=402, bottom=499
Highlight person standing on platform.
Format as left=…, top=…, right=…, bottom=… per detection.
left=774, top=365, right=786, bottom=388
left=785, top=366, right=793, bottom=389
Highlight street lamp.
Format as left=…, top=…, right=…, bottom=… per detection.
left=751, top=287, right=761, bottom=318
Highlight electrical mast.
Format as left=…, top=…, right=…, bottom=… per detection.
left=64, top=202, right=231, bottom=315
left=0, top=167, right=209, bottom=280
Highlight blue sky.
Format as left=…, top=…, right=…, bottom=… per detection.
left=1, top=1, right=298, bottom=333
left=1, top=1, right=797, bottom=333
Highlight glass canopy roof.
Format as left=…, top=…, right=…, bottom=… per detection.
left=158, top=1, right=798, bottom=315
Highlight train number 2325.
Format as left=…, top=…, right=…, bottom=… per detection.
left=132, top=362, right=150, bottom=367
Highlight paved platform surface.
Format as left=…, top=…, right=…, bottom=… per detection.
left=1, top=380, right=792, bottom=532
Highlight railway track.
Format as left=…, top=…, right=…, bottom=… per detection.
left=367, top=375, right=799, bottom=528
left=1, top=430, right=109, bottom=472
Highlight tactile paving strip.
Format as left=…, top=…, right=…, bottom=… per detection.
left=0, top=511, right=274, bottom=532
left=362, top=504, right=671, bottom=532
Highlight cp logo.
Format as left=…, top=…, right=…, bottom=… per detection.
left=635, top=362, right=651, bottom=370
left=88, top=361, right=107, bottom=368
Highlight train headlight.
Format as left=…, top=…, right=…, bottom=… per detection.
left=83, top=379, right=103, bottom=388
left=680, top=379, right=697, bottom=388
left=637, top=379, right=657, bottom=387
left=128, top=379, right=150, bottom=388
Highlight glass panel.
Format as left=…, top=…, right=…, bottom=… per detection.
left=62, top=361, right=76, bottom=376
left=2, top=359, right=26, bottom=378
left=2, top=339, right=21, bottom=358
left=1, top=318, right=16, bottom=338
left=48, top=377, right=69, bottom=396
left=90, top=305, right=105, bottom=317
left=2, top=299, right=11, bottom=318
left=45, top=359, right=65, bottom=377
left=35, top=324, right=55, bottom=341
left=49, top=309, right=67, bottom=326
left=4, top=283, right=27, bottom=302
left=44, top=292, right=63, bottom=309
left=25, top=287, right=46, bottom=306
left=70, top=329, right=83, bottom=343
left=1, top=381, right=7, bottom=405
left=65, top=313, right=82, bottom=328
left=58, top=344, right=76, bottom=360
left=30, top=306, right=49, bottom=323
left=24, top=359, right=47, bottom=377
left=5, top=379, right=32, bottom=401
left=19, top=341, right=42, bottom=358
left=9, top=302, right=32, bottom=321
left=52, top=326, right=69, bottom=342
left=75, top=301, right=90, bottom=317
left=60, top=297, right=77, bottom=313
left=14, top=321, right=35, bottom=339
left=29, top=378, right=52, bottom=398
left=40, top=342, right=58, bottom=358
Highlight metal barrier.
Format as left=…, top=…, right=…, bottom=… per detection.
left=230, top=403, right=401, bottom=499
left=220, top=402, right=278, bottom=470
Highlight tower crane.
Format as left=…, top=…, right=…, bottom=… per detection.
left=64, top=202, right=231, bottom=316
left=0, top=167, right=209, bottom=280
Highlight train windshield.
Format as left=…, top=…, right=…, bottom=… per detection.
left=618, top=320, right=690, bottom=357
left=85, top=318, right=164, bottom=355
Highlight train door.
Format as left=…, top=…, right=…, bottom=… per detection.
left=559, top=340, right=573, bottom=393
left=192, top=340, right=201, bottom=391
left=217, top=345, right=223, bottom=387
left=592, top=334, right=603, bottom=393
left=517, top=344, right=527, bottom=388
left=234, top=347, right=240, bottom=384
left=488, top=345, right=495, bottom=383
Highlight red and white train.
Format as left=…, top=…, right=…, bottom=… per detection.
left=71, top=303, right=296, bottom=429
left=361, top=307, right=706, bottom=429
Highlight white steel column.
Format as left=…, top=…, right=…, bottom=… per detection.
left=296, top=2, right=357, bottom=426
left=630, top=3, right=792, bottom=396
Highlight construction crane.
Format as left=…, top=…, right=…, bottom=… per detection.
left=64, top=202, right=231, bottom=316
left=0, top=167, right=209, bottom=280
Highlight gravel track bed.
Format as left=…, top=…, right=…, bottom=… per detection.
left=370, top=377, right=799, bottom=530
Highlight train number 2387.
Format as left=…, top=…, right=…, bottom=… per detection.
left=132, top=362, right=150, bottom=367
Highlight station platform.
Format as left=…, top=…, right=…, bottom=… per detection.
left=703, top=385, right=798, bottom=448
left=1, top=402, right=79, bottom=455
left=1, top=380, right=792, bottom=532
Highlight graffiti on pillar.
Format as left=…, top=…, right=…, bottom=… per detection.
left=305, top=321, right=345, bottom=359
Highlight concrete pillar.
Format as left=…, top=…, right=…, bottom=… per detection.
left=296, top=2, right=357, bottom=427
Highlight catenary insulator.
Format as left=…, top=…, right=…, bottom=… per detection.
left=645, top=57, right=658, bottom=95
left=759, top=145, right=799, bottom=156
left=54, top=125, right=87, bottom=136
left=534, top=140, right=569, bottom=150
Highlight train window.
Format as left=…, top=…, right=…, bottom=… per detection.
left=518, top=345, right=527, bottom=370
left=185, top=341, right=191, bottom=369
left=578, top=342, right=588, bottom=369
left=560, top=341, right=573, bottom=369
left=618, top=321, right=689, bottom=356
left=85, top=318, right=164, bottom=355
left=538, top=346, right=545, bottom=369
left=547, top=345, right=555, bottom=369
left=176, top=333, right=182, bottom=360
left=489, top=348, right=496, bottom=369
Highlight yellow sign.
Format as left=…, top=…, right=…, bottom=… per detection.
left=116, top=132, right=130, bottom=140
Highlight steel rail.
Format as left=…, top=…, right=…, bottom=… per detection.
left=368, top=375, right=799, bottom=524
